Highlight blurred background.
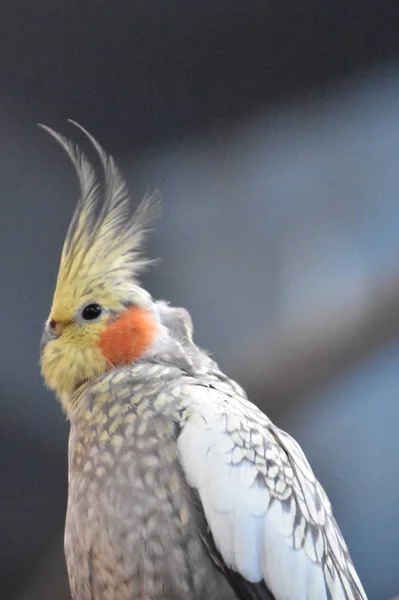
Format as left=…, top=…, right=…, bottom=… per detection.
left=1, top=2, right=399, bottom=599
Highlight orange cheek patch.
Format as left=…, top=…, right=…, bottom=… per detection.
left=98, top=306, right=157, bottom=367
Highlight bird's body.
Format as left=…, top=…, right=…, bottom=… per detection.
left=66, top=360, right=237, bottom=600
left=40, top=122, right=367, bottom=600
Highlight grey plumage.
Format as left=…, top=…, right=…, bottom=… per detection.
left=65, top=320, right=366, bottom=599
left=66, top=359, right=235, bottom=600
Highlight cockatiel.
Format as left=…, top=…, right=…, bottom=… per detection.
left=40, top=121, right=367, bottom=600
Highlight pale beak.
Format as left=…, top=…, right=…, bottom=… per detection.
left=40, top=328, right=54, bottom=354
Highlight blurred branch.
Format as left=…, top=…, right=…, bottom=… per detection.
left=230, top=273, right=399, bottom=414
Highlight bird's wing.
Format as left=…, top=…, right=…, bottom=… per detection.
left=177, top=381, right=367, bottom=600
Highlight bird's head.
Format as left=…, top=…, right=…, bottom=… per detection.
left=40, top=122, right=160, bottom=412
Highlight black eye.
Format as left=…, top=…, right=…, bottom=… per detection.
left=81, top=303, right=103, bottom=321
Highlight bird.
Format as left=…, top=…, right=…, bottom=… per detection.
left=40, top=121, right=367, bottom=600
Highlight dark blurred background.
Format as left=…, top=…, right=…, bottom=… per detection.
left=1, top=2, right=399, bottom=599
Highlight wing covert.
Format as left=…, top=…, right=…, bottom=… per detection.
left=177, top=384, right=367, bottom=600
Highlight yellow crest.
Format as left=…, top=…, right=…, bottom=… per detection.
left=40, top=121, right=159, bottom=321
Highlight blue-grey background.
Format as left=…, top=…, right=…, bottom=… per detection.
left=1, top=2, right=399, bottom=599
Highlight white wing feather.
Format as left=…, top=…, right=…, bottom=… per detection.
left=177, top=384, right=367, bottom=600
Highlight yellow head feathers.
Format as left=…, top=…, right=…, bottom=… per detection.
left=40, top=122, right=159, bottom=409
left=41, top=121, right=158, bottom=323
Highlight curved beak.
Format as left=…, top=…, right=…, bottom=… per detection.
left=40, top=326, right=57, bottom=354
